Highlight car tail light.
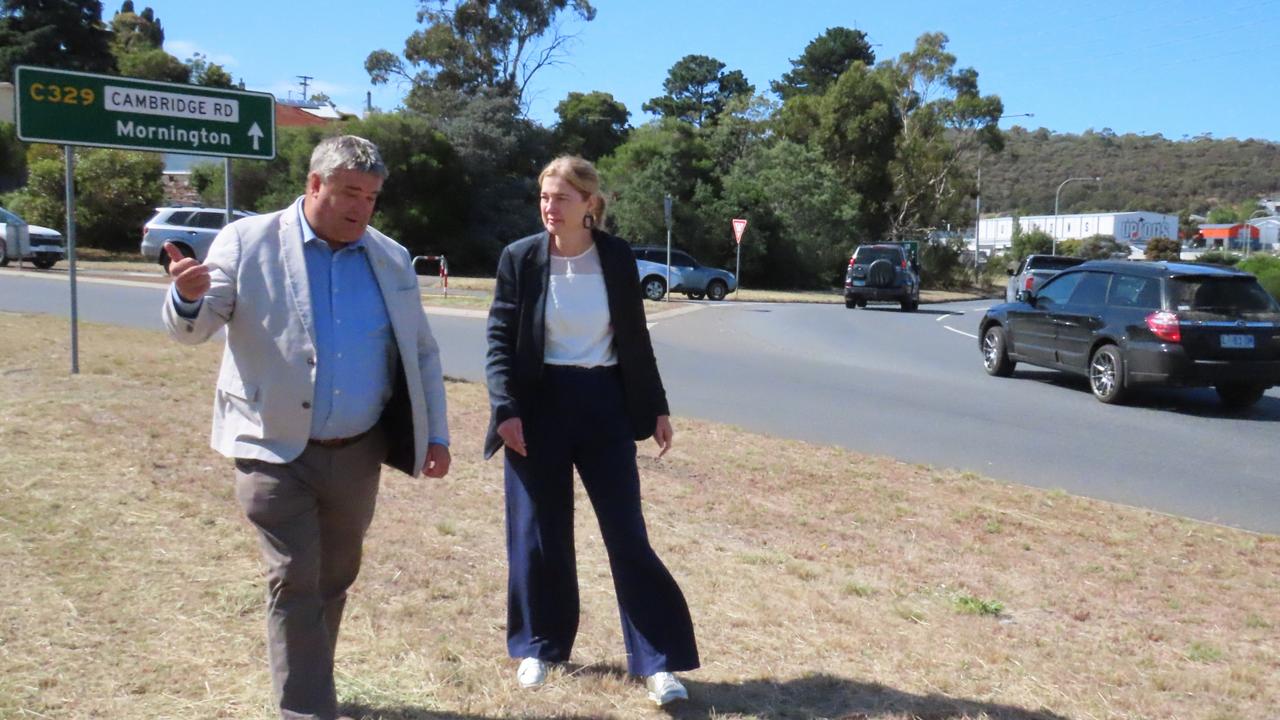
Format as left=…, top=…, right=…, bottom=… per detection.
left=1024, top=275, right=1035, bottom=291
left=1146, top=311, right=1181, bottom=343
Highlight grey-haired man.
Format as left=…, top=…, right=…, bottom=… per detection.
left=162, top=135, right=450, bottom=720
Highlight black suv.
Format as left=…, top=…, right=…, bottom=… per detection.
left=844, top=244, right=920, bottom=311
left=979, top=260, right=1280, bottom=407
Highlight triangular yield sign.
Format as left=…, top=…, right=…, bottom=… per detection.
left=732, top=218, right=748, bottom=244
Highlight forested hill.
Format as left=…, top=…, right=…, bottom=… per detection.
left=976, top=127, right=1280, bottom=218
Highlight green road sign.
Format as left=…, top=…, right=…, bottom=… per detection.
left=15, top=65, right=276, bottom=160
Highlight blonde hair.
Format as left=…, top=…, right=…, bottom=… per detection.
left=538, top=155, right=607, bottom=228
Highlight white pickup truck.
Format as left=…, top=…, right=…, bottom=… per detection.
left=1005, top=254, right=1085, bottom=303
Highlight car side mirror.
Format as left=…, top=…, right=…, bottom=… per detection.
left=1016, top=290, right=1034, bottom=305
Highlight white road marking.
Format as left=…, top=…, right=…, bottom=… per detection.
left=944, top=325, right=979, bottom=340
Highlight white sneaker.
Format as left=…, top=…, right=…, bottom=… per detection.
left=645, top=672, right=688, bottom=706
left=517, top=657, right=548, bottom=688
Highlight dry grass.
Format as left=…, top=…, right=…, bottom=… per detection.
left=1, top=312, right=1277, bottom=720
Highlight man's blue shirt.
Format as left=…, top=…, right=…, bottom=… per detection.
left=298, top=205, right=395, bottom=440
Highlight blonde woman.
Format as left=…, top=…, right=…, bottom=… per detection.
left=484, top=156, right=698, bottom=706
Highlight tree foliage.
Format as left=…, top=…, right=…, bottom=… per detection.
left=643, top=54, right=753, bottom=128
left=366, top=0, right=596, bottom=111
left=772, top=26, right=875, bottom=100
left=4, top=144, right=163, bottom=251
left=0, top=122, right=26, bottom=193
left=552, top=91, right=629, bottom=160
left=881, top=32, right=1003, bottom=240
left=0, top=0, right=115, bottom=80
left=186, top=52, right=233, bottom=87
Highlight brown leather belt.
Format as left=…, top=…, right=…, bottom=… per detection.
left=308, top=429, right=370, bottom=449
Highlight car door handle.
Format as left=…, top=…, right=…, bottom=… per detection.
left=1053, top=320, right=1078, bottom=327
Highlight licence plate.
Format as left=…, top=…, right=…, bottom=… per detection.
left=852, top=280, right=866, bottom=287
left=1220, top=334, right=1255, bottom=349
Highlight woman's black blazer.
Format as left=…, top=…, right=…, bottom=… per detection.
left=484, top=230, right=670, bottom=459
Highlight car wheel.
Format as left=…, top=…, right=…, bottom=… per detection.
left=1216, top=383, right=1266, bottom=409
left=867, top=259, right=895, bottom=288
left=706, top=279, right=728, bottom=301
left=900, top=298, right=918, bottom=312
left=685, top=291, right=705, bottom=300
left=642, top=276, right=667, bottom=301
left=856, top=299, right=867, bottom=308
left=32, top=258, right=56, bottom=270
left=982, top=325, right=1016, bottom=377
left=1088, top=344, right=1127, bottom=404
left=845, top=296, right=857, bottom=309
left=0, top=241, right=8, bottom=267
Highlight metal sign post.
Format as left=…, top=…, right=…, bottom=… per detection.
left=64, top=146, right=78, bottom=374
left=732, top=218, right=748, bottom=300
left=663, top=194, right=673, bottom=302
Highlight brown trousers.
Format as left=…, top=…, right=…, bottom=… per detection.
left=234, top=428, right=386, bottom=720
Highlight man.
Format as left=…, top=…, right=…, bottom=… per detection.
left=162, top=135, right=450, bottom=720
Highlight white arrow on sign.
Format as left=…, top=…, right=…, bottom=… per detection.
left=247, top=122, right=263, bottom=151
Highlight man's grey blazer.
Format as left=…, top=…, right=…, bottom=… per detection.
left=162, top=197, right=448, bottom=477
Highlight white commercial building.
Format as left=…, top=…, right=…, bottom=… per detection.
left=975, top=211, right=1179, bottom=253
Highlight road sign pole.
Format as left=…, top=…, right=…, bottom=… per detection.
left=664, top=194, right=673, bottom=303
left=64, top=145, right=78, bottom=375
left=224, top=157, right=233, bottom=227
left=735, top=243, right=741, bottom=300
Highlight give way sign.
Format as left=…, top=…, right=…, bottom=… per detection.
left=732, top=218, right=748, bottom=244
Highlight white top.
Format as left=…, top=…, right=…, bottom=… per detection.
left=544, top=243, right=618, bottom=367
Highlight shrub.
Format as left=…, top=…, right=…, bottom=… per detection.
left=1197, top=250, right=1240, bottom=267
left=1011, top=228, right=1053, bottom=262
left=1076, top=234, right=1130, bottom=260
left=1238, top=254, right=1280, bottom=300
left=1056, top=239, right=1081, bottom=257
left=1145, top=236, right=1181, bottom=261
left=919, top=238, right=966, bottom=289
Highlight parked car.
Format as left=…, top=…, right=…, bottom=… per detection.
left=1005, top=253, right=1085, bottom=303
left=0, top=206, right=65, bottom=269
left=140, top=207, right=254, bottom=270
left=844, top=243, right=920, bottom=311
left=633, top=246, right=737, bottom=301
left=979, top=260, right=1280, bottom=407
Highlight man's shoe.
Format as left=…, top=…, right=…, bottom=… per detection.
left=645, top=672, right=688, bottom=706
left=517, top=657, right=549, bottom=688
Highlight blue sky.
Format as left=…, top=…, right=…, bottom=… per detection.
left=153, top=0, right=1278, bottom=141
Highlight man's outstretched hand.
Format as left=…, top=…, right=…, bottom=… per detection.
left=165, top=242, right=210, bottom=302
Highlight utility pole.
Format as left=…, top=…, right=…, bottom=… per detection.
left=297, top=75, right=313, bottom=102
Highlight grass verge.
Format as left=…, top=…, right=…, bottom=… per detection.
left=0, top=313, right=1276, bottom=719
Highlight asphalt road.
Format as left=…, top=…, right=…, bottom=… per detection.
left=4, top=268, right=1277, bottom=533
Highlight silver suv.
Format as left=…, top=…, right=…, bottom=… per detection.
left=140, top=207, right=254, bottom=270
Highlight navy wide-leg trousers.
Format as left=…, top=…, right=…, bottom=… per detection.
left=503, top=364, right=699, bottom=676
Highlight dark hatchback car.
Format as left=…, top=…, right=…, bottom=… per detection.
left=979, top=260, right=1280, bottom=407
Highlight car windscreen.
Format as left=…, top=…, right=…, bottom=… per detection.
left=0, top=208, right=25, bottom=225
left=1028, top=256, right=1084, bottom=271
left=1170, top=277, right=1280, bottom=317
left=854, top=248, right=901, bottom=265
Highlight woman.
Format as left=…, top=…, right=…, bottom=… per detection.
left=484, top=156, right=699, bottom=706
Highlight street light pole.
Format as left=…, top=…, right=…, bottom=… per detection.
left=1053, top=176, right=1101, bottom=255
